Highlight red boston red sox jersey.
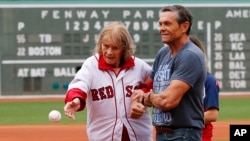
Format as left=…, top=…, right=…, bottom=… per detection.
left=65, top=54, right=153, bottom=141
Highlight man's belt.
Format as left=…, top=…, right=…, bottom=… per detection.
left=155, top=126, right=174, bottom=134
left=155, top=126, right=201, bottom=134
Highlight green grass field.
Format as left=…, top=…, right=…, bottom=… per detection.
left=217, top=96, right=250, bottom=121
left=0, top=100, right=87, bottom=125
left=0, top=96, right=249, bottom=125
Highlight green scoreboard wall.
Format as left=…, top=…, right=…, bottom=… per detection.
left=1, top=4, right=250, bottom=95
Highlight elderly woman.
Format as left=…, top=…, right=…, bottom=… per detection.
left=64, top=21, right=152, bottom=141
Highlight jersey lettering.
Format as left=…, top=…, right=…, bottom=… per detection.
left=91, top=89, right=99, bottom=101
left=91, top=85, right=136, bottom=101
left=125, top=85, right=133, bottom=97
left=91, top=85, right=114, bottom=101
left=106, top=86, right=113, bottom=98
left=99, top=87, right=106, bottom=100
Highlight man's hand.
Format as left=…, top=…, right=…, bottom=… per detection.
left=131, top=89, right=144, bottom=102
left=64, top=98, right=81, bottom=120
left=143, top=91, right=153, bottom=107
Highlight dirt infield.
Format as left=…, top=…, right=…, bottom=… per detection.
left=2, top=121, right=250, bottom=141
left=0, top=125, right=88, bottom=141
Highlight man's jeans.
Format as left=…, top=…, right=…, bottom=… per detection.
left=156, top=128, right=202, bottom=141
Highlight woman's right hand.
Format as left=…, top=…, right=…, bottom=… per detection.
left=64, top=98, right=81, bottom=120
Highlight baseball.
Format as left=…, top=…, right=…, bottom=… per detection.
left=48, top=110, right=61, bottom=122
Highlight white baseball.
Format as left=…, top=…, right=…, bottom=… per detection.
left=48, top=110, right=61, bottom=122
